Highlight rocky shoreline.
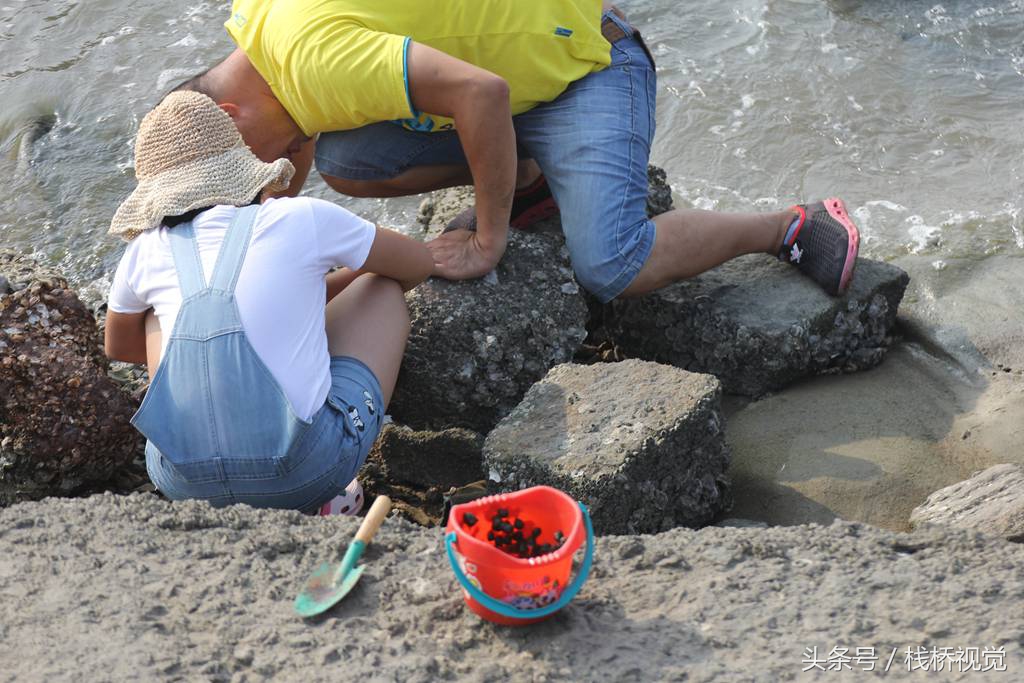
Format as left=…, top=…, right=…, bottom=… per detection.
left=2, top=170, right=1023, bottom=680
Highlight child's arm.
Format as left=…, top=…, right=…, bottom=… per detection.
left=356, top=227, right=434, bottom=292
left=144, top=310, right=162, bottom=377
left=104, top=310, right=148, bottom=365
left=105, top=309, right=162, bottom=377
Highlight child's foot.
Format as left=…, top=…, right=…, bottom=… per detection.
left=318, top=478, right=364, bottom=516
left=778, top=198, right=860, bottom=296
left=444, top=174, right=559, bottom=232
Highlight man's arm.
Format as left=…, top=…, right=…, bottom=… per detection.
left=406, top=41, right=517, bottom=279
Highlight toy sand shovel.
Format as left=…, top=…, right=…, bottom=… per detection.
left=294, top=495, right=392, bottom=617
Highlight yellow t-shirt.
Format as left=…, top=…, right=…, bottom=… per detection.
left=225, top=0, right=610, bottom=136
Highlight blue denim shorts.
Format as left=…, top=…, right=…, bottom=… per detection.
left=146, top=356, right=385, bottom=513
left=315, top=11, right=658, bottom=303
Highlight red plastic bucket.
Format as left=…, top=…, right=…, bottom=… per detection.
left=444, top=485, right=594, bottom=626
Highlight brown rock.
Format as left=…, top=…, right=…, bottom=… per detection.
left=0, top=251, right=143, bottom=505
left=367, top=423, right=484, bottom=490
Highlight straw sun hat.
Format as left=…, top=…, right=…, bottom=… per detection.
left=109, top=91, right=295, bottom=240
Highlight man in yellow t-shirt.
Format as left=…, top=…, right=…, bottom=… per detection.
left=171, top=0, right=861, bottom=302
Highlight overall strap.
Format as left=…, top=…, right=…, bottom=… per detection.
left=167, top=221, right=207, bottom=298
left=209, top=204, right=260, bottom=294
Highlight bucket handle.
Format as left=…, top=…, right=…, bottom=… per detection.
left=444, top=501, right=594, bottom=621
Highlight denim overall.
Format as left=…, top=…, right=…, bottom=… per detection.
left=136, top=205, right=376, bottom=511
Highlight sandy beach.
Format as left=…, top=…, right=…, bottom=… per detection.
left=1, top=495, right=1022, bottom=682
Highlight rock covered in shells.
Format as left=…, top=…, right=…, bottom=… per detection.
left=0, top=250, right=143, bottom=505
left=367, top=423, right=484, bottom=490
left=644, top=164, right=674, bottom=217
left=396, top=165, right=676, bottom=432
left=389, top=231, right=589, bottom=433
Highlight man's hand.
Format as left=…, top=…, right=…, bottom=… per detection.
left=427, top=229, right=507, bottom=280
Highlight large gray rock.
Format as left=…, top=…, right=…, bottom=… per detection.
left=393, top=165, right=675, bottom=432
left=0, top=250, right=143, bottom=505
left=607, top=255, right=910, bottom=396
left=483, top=360, right=730, bottom=535
left=910, top=464, right=1024, bottom=542
left=389, top=231, right=588, bottom=433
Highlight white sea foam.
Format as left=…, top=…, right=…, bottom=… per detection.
left=170, top=34, right=198, bottom=48
left=864, top=200, right=909, bottom=213
left=155, top=68, right=199, bottom=93
left=905, top=215, right=942, bottom=252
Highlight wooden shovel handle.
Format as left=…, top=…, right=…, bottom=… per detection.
left=355, top=495, right=392, bottom=544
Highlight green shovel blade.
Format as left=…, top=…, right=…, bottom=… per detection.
left=294, top=540, right=366, bottom=617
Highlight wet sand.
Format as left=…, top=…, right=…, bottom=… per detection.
left=725, top=253, right=1024, bottom=531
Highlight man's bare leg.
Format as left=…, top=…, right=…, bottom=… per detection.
left=323, top=161, right=798, bottom=300
left=621, top=208, right=797, bottom=297
left=321, top=159, right=542, bottom=198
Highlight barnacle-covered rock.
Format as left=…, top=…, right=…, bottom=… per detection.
left=398, top=166, right=675, bottom=432
left=0, top=250, right=142, bottom=505
left=389, top=231, right=589, bottom=433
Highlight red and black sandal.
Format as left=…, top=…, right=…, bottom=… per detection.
left=779, top=198, right=861, bottom=296
left=444, top=174, right=559, bottom=233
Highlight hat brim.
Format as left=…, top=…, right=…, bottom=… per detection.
left=109, top=147, right=294, bottom=240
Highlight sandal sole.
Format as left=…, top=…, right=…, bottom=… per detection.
left=823, top=197, right=860, bottom=295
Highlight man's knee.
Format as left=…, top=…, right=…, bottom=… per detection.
left=564, top=217, right=655, bottom=303
left=567, top=248, right=631, bottom=303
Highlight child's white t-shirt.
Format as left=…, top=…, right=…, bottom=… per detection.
left=107, top=197, right=376, bottom=421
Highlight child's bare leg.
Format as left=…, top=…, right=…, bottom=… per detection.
left=324, top=273, right=410, bottom=407
left=325, top=268, right=362, bottom=302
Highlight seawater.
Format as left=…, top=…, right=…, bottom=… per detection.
left=1, top=0, right=1022, bottom=293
